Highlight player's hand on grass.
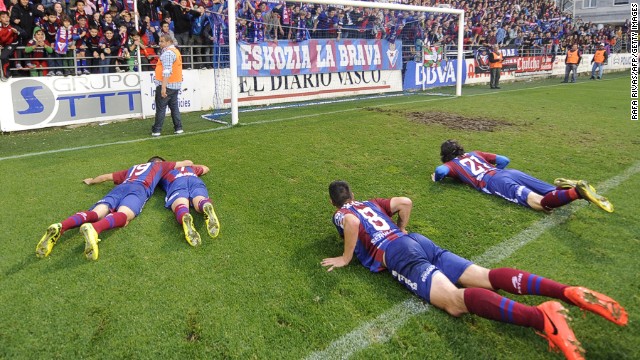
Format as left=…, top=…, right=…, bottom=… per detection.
left=321, top=256, right=348, bottom=272
left=83, top=178, right=93, bottom=185
left=431, top=173, right=436, bottom=182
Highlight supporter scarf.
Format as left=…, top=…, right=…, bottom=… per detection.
left=55, top=26, right=72, bottom=54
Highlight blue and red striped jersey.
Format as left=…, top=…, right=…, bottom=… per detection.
left=437, top=151, right=499, bottom=191
left=112, top=161, right=176, bottom=196
left=159, top=166, right=205, bottom=191
left=333, top=198, right=405, bottom=272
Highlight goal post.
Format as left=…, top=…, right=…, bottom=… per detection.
left=224, top=0, right=465, bottom=126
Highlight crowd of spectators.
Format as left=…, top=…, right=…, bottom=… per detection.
left=0, top=0, right=631, bottom=78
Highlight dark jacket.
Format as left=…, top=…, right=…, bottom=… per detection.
left=10, top=2, right=45, bottom=44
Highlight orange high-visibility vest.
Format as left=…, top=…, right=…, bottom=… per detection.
left=489, top=51, right=503, bottom=68
left=593, top=49, right=606, bottom=63
left=566, top=49, right=580, bottom=64
left=154, top=47, right=183, bottom=84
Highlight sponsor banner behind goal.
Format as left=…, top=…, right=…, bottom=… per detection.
left=236, top=70, right=403, bottom=106
left=403, top=60, right=467, bottom=90
left=237, top=39, right=402, bottom=77
left=1, top=73, right=143, bottom=132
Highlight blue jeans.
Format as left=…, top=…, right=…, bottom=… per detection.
left=152, top=86, right=182, bottom=133
left=591, top=62, right=604, bottom=79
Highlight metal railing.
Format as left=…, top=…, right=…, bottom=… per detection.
left=1, top=44, right=230, bottom=78
left=2, top=36, right=631, bottom=79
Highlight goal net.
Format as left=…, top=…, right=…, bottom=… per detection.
left=204, top=0, right=465, bottom=125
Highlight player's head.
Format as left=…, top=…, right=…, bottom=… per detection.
left=147, top=156, right=166, bottom=163
left=440, top=139, right=465, bottom=163
left=329, top=180, right=353, bottom=208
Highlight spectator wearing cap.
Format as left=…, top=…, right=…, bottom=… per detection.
left=590, top=43, right=607, bottom=80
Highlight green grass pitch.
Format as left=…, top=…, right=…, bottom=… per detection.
left=0, top=73, right=637, bottom=359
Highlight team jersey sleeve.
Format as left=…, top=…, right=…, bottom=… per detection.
left=474, top=151, right=510, bottom=169
left=494, top=155, right=510, bottom=169
left=332, top=211, right=345, bottom=238
left=193, top=166, right=205, bottom=176
left=371, top=198, right=393, bottom=217
left=112, top=169, right=128, bottom=184
left=433, top=164, right=451, bottom=182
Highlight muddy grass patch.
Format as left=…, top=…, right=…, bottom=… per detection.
left=367, top=108, right=514, bottom=132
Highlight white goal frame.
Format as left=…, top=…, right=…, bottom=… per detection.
left=226, top=0, right=465, bottom=125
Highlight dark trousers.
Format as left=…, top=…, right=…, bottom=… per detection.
left=564, top=64, right=578, bottom=82
left=490, top=68, right=501, bottom=88
left=152, top=86, right=182, bottom=133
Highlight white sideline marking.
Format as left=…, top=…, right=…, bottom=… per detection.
left=304, top=160, right=640, bottom=360
left=0, top=76, right=623, bottom=162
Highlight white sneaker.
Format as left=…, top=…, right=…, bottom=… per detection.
left=174, top=129, right=184, bottom=134
left=83, top=69, right=91, bottom=75
left=151, top=132, right=161, bottom=137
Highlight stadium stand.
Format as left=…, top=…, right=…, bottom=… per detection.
left=0, top=0, right=631, bottom=78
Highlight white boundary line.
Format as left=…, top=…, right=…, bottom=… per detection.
left=0, top=76, right=623, bottom=162
left=304, top=160, right=640, bottom=360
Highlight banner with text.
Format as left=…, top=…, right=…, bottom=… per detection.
left=403, top=60, right=466, bottom=90
left=515, top=55, right=554, bottom=76
left=237, top=39, right=402, bottom=77
left=474, top=46, right=518, bottom=73
left=2, top=74, right=143, bottom=132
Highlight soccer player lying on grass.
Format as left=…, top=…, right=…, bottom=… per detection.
left=323, top=181, right=626, bottom=360
left=36, top=156, right=193, bottom=261
left=431, top=140, right=613, bottom=213
left=158, top=164, right=220, bottom=246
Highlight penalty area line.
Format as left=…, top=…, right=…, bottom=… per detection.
left=304, top=160, right=640, bottom=360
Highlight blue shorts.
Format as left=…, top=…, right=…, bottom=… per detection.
left=486, top=169, right=556, bottom=207
left=384, top=233, right=473, bottom=303
left=164, top=177, right=209, bottom=208
left=92, top=183, right=149, bottom=216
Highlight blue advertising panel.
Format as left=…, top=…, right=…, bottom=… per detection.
left=403, top=60, right=467, bottom=90
left=237, top=39, right=402, bottom=77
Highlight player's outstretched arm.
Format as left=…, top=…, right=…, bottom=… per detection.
left=322, top=214, right=359, bottom=272
left=390, top=197, right=412, bottom=233
left=83, top=173, right=114, bottom=185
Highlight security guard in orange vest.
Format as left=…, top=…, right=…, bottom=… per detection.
left=562, top=44, right=581, bottom=83
left=151, top=34, right=184, bottom=137
left=590, top=43, right=608, bottom=80
left=488, top=44, right=503, bottom=89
